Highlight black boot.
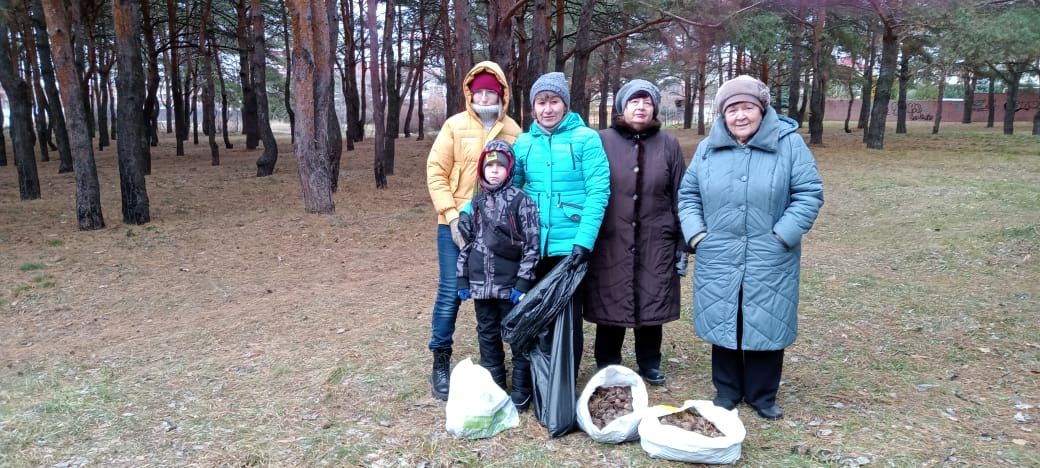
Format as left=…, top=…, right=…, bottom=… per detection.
left=510, top=352, right=532, bottom=412
left=431, top=348, right=452, bottom=401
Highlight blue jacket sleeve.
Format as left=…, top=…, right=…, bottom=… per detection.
left=678, top=145, right=707, bottom=244
left=772, top=135, right=824, bottom=248
left=573, top=129, right=611, bottom=251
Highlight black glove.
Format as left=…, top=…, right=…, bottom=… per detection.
left=458, top=211, right=474, bottom=244
left=567, top=245, right=590, bottom=269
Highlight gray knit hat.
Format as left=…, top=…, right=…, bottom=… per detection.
left=615, top=79, right=661, bottom=119
left=530, top=72, right=570, bottom=108
left=715, top=75, right=770, bottom=112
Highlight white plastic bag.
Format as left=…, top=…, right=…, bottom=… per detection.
left=576, top=365, right=649, bottom=443
left=444, top=358, right=519, bottom=439
left=638, top=400, right=747, bottom=464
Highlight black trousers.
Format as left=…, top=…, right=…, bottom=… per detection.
left=474, top=299, right=530, bottom=391
left=534, top=256, right=584, bottom=372
left=711, top=296, right=784, bottom=410
left=594, top=324, right=663, bottom=371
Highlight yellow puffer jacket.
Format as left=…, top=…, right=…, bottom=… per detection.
left=427, top=61, right=522, bottom=224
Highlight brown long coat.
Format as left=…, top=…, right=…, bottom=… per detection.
left=582, top=119, right=687, bottom=327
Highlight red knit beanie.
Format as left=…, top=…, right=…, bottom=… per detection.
left=469, top=72, right=503, bottom=96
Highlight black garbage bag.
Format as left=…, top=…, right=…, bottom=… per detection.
left=501, top=256, right=587, bottom=351
left=527, top=300, right=578, bottom=437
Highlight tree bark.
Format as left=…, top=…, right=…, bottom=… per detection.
left=452, top=0, right=472, bottom=115
left=141, top=0, right=161, bottom=152
left=199, top=0, right=219, bottom=165
left=895, top=42, right=909, bottom=134
left=18, top=4, right=52, bottom=163
left=808, top=7, right=827, bottom=145
left=97, top=69, right=111, bottom=150
left=0, top=5, right=41, bottom=199
left=931, top=70, right=945, bottom=134
left=288, top=0, right=337, bottom=210
left=253, top=0, right=279, bottom=177
left=215, top=56, right=233, bottom=149
left=237, top=0, right=259, bottom=149
left=865, top=20, right=898, bottom=150
left=382, top=0, right=398, bottom=175
left=600, top=50, right=610, bottom=129
left=327, top=0, right=343, bottom=189
left=570, top=0, right=599, bottom=122
left=167, top=0, right=185, bottom=154
left=0, top=94, right=6, bottom=166
left=367, top=0, right=387, bottom=188
left=342, top=0, right=362, bottom=146
left=986, top=75, right=995, bottom=128
left=526, top=0, right=550, bottom=127
left=40, top=0, right=105, bottom=229
left=31, top=0, right=68, bottom=169
left=995, top=65, right=1025, bottom=135
left=857, top=25, right=876, bottom=130
left=961, top=70, right=975, bottom=124
left=281, top=2, right=295, bottom=142
left=787, top=8, right=806, bottom=122
left=113, top=0, right=151, bottom=224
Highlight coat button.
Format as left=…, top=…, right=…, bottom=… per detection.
left=631, top=221, right=637, bottom=227
left=740, top=176, right=747, bottom=182
left=633, top=194, right=639, bottom=201
left=740, top=236, right=747, bottom=242
left=633, top=166, right=639, bottom=173
left=739, top=205, right=745, bottom=211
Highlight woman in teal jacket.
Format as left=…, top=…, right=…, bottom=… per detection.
left=678, top=75, right=823, bottom=421
left=513, top=72, right=611, bottom=370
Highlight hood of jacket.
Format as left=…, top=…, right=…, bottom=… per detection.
left=477, top=140, right=516, bottom=192
left=704, top=106, right=799, bottom=152
left=463, top=61, right=512, bottom=123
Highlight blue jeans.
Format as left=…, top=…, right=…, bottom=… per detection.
left=429, top=224, right=461, bottom=350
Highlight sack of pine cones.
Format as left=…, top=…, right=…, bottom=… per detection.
left=638, top=400, right=746, bottom=464
left=575, top=365, right=649, bottom=443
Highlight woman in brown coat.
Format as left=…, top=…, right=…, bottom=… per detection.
left=582, top=79, right=687, bottom=385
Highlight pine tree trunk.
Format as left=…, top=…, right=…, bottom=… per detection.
left=141, top=0, right=160, bottom=152
left=281, top=2, right=295, bottom=142
left=97, top=71, right=111, bottom=150
left=895, top=43, right=909, bottom=134
left=451, top=0, right=472, bottom=115
left=327, top=0, right=344, bottom=189
left=199, top=0, right=219, bottom=165
left=366, top=0, right=387, bottom=188
left=167, top=0, right=185, bottom=154
left=40, top=0, right=105, bottom=229
left=986, top=77, right=995, bottom=128
left=0, top=95, right=7, bottom=166
left=288, top=0, right=337, bottom=209
left=808, top=7, right=826, bottom=145
left=342, top=0, right=361, bottom=147
left=857, top=27, right=877, bottom=130
left=237, top=0, right=259, bottom=149
left=697, top=54, right=707, bottom=135
left=570, top=0, right=598, bottom=123
left=164, top=46, right=172, bottom=133
left=1032, top=107, right=1039, bottom=136
left=1001, top=67, right=1023, bottom=135
left=113, top=0, right=151, bottom=224
left=19, top=4, right=52, bottom=163
left=865, top=21, right=898, bottom=150
left=600, top=51, right=610, bottom=130
left=932, top=75, right=945, bottom=134
left=961, top=70, right=975, bottom=124
left=787, top=7, right=806, bottom=122
left=253, top=0, right=278, bottom=177
left=526, top=0, right=550, bottom=127
left=216, top=56, right=233, bottom=149
left=0, top=6, right=41, bottom=199
left=382, top=0, right=397, bottom=175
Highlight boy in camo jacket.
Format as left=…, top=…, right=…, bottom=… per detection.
left=456, top=139, right=540, bottom=411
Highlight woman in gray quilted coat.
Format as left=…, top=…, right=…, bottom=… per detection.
left=678, top=75, right=823, bottom=420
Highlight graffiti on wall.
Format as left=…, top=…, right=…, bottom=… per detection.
left=884, top=102, right=933, bottom=120
left=973, top=98, right=1039, bottom=112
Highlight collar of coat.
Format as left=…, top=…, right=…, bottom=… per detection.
left=528, top=111, right=585, bottom=137
left=704, top=106, right=800, bottom=153
left=610, top=115, right=661, bottom=141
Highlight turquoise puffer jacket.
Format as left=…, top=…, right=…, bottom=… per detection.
left=678, top=107, right=823, bottom=351
left=513, top=112, right=611, bottom=257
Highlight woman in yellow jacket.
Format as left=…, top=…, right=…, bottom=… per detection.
left=426, top=61, right=522, bottom=400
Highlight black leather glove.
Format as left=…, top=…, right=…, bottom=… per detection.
left=458, top=211, right=474, bottom=244
left=567, top=245, right=590, bottom=269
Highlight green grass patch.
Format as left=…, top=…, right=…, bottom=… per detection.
left=46, top=239, right=64, bottom=247
left=11, top=284, right=31, bottom=296
left=18, top=262, right=44, bottom=272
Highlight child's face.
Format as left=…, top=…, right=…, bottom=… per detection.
left=483, top=161, right=507, bottom=185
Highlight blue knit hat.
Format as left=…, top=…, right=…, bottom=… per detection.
left=530, top=72, right=570, bottom=108
left=615, top=79, right=661, bottom=119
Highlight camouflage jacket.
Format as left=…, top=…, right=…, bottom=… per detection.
left=457, top=185, right=540, bottom=300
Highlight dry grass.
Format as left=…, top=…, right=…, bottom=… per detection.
left=1, top=121, right=1038, bottom=466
